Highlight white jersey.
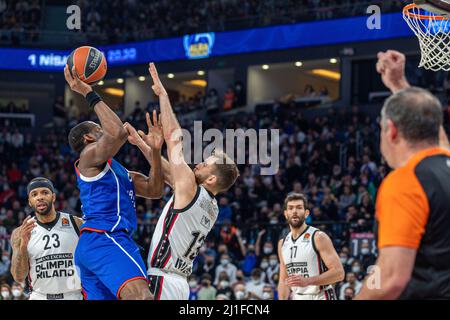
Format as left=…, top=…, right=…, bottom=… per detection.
left=281, top=226, right=336, bottom=299
left=148, top=186, right=218, bottom=278
left=27, top=212, right=82, bottom=300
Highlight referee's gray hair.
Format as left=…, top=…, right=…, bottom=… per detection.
left=381, top=87, right=442, bottom=145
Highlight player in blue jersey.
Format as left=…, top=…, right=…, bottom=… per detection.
left=63, top=65, right=164, bottom=300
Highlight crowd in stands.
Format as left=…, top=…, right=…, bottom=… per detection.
left=75, top=0, right=410, bottom=44
left=0, top=0, right=42, bottom=45
left=0, top=0, right=409, bottom=46
left=0, top=87, right=389, bottom=299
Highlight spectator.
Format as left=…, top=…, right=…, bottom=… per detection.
left=214, top=253, right=237, bottom=285
left=350, top=260, right=364, bottom=281
left=241, top=243, right=258, bottom=276
left=205, top=89, right=220, bottom=114
left=246, top=268, right=266, bottom=300
left=339, top=186, right=356, bottom=213
left=216, top=273, right=235, bottom=300
left=339, top=272, right=362, bottom=300
left=233, top=283, right=249, bottom=300
left=0, top=250, right=11, bottom=277
left=197, top=274, right=217, bottom=300
left=218, top=224, right=246, bottom=261
left=234, top=81, right=246, bottom=107
left=223, top=86, right=235, bottom=111
left=0, top=283, right=12, bottom=300
left=343, top=286, right=356, bottom=300
left=188, top=275, right=200, bottom=300
left=217, top=197, right=233, bottom=224
left=216, top=293, right=230, bottom=300
left=262, top=284, right=274, bottom=300
left=198, top=250, right=217, bottom=279
left=11, top=282, right=27, bottom=300
left=10, top=129, right=24, bottom=148
left=356, top=240, right=376, bottom=270
left=266, top=254, right=279, bottom=286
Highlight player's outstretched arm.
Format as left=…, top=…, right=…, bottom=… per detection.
left=377, top=50, right=450, bottom=151
left=124, top=119, right=164, bottom=199
left=287, top=232, right=344, bottom=288
left=10, top=216, right=36, bottom=283
left=148, top=62, right=197, bottom=208
left=355, top=247, right=415, bottom=300
left=64, top=65, right=128, bottom=167
left=277, top=239, right=291, bottom=300
left=127, top=111, right=173, bottom=187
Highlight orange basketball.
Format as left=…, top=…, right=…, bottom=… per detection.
left=67, top=46, right=107, bottom=86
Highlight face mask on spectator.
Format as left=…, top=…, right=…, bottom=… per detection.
left=235, top=291, right=245, bottom=300
left=12, top=289, right=22, bottom=297
left=1, top=255, right=9, bottom=263
left=201, top=280, right=210, bottom=287
left=221, top=259, right=229, bottom=266
left=260, top=261, right=269, bottom=269
left=220, top=281, right=230, bottom=288
left=189, top=281, right=197, bottom=289
left=262, top=292, right=271, bottom=300
left=1, top=291, right=10, bottom=299
left=352, top=266, right=361, bottom=273
left=263, top=247, right=273, bottom=255
left=269, top=259, right=278, bottom=267
left=340, top=256, right=348, bottom=265
left=361, top=248, right=370, bottom=255
left=252, top=278, right=261, bottom=285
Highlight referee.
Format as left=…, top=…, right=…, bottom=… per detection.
left=356, top=50, right=450, bottom=299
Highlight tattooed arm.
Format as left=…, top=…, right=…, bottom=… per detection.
left=10, top=216, right=36, bottom=283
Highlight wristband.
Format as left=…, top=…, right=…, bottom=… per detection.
left=86, top=91, right=102, bottom=110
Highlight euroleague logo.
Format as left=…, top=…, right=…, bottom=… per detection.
left=183, top=32, right=215, bottom=59
left=88, top=49, right=101, bottom=70
left=302, top=233, right=311, bottom=242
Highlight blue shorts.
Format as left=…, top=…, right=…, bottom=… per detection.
left=74, top=230, right=148, bottom=300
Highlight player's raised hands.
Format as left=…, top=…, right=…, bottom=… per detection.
left=139, top=110, right=164, bottom=150
left=376, top=50, right=410, bottom=93
left=64, top=65, right=93, bottom=97
left=148, top=62, right=168, bottom=97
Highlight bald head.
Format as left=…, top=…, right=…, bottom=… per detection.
left=381, top=87, right=443, bottom=146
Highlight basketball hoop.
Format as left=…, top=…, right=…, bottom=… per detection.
left=403, top=3, right=450, bottom=71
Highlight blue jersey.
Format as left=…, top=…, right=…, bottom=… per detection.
left=75, top=158, right=137, bottom=233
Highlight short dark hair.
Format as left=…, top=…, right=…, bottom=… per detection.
left=211, top=149, right=239, bottom=193
left=283, top=192, right=308, bottom=210
left=381, top=87, right=443, bottom=145
left=68, top=121, right=97, bottom=154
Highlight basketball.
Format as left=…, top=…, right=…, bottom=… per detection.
left=67, top=46, right=107, bottom=86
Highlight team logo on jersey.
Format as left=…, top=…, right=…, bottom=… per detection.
left=200, top=215, right=211, bottom=229
left=61, top=217, right=70, bottom=228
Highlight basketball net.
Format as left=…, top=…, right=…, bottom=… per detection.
left=403, top=3, right=450, bottom=71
